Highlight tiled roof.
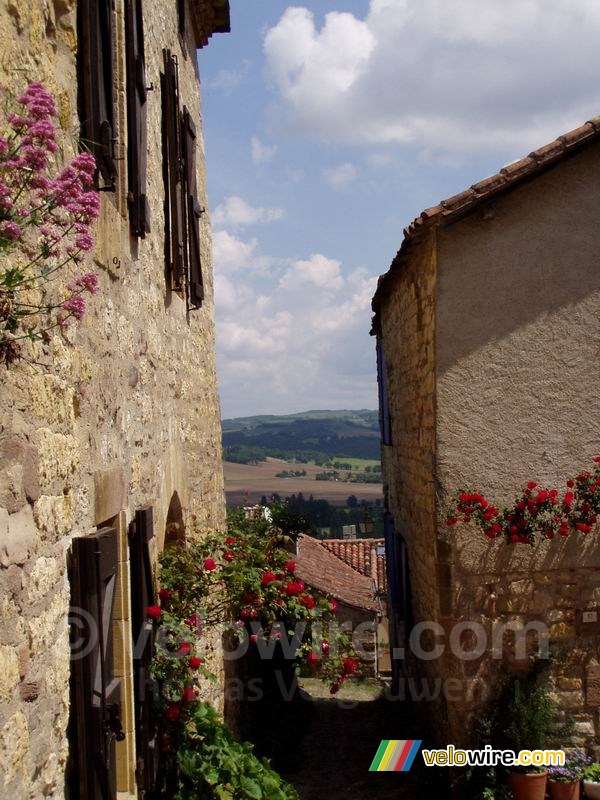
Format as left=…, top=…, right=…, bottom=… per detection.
left=295, top=535, right=378, bottom=612
left=372, top=117, right=600, bottom=317
left=321, top=538, right=387, bottom=593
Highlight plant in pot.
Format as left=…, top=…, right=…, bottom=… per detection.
left=547, top=749, right=590, bottom=799
left=495, top=675, right=555, bottom=800
left=583, top=762, right=600, bottom=799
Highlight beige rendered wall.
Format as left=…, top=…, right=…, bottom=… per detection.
left=436, top=142, right=600, bottom=745
left=0, top=0, right=225, bottom=796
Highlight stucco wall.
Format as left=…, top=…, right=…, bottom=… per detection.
left=435, top=142, right=600, bottom=744
left=0, top=1, right=225, bottom=796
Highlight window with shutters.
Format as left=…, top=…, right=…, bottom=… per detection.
left=129, top=507, right=159, bottom=794
left=69, top=527, right=125, bottom=799
left=376, top=335, right=392, bottom=445
left=77, top=0, right=118, bottom=189
left=161, top=51, right=205, bottom=308
left=161, top=49, right=186, bottom=294
left=125, top=0, right=150, bottom=237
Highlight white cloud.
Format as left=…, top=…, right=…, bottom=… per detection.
left=213, top=233, right=378, bottom=416
left=205, top=59, right=251, bottom=93
left=213, top=196, right=284, bottom=227
left=322, top=162, right=358, bottom=190
left=212, top=230, right=272, bottom=275
left=264, top=1, right=600, bottom=155
left=251, top=136, right=277, bottom=164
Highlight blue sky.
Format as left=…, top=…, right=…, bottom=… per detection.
left=199, top=0, right=600, bottom=419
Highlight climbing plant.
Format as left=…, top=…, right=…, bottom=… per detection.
left=0, top=82, right=100, bottom=364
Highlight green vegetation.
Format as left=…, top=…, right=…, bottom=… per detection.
left=222, top=410, right=381, bottom=463
left=259, top=493, right=384, bottom=538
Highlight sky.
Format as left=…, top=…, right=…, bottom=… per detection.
left=198, top=0, right=600, bottom=419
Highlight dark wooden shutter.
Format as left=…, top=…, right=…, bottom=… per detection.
left=70, top=528, right=123, bottom=800
left=376, top=335, right=392, bottom=445
left=125, top=0, right=150, bottom=236
left=129, top=507, right=159, bottom=793
left=177, top=0, right=186, bottom=38
left=77, top=0, right=117, bottom=187
left=161, top=50, right=186, bottom=292
left=182, top=107, right=205, bottom=309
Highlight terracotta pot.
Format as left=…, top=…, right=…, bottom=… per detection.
left=583, top=779, right=600, bottom=799
left=507, top=771, right=548, bottom=800
left=548, top=779, right=580, bottom=800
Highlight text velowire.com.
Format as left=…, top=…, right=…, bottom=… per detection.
left=421, top=746, right=566, bottom=768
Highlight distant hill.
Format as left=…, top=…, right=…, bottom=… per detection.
left=222, top=409, right=381, bottom=463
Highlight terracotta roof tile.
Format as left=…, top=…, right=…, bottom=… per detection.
left=320, top=538, right=387, bottom=593
left=371, top=117, right=600, bottom=320
left=295, top=535, right=378, bottom=612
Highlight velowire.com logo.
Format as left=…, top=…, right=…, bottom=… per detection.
left=369, top=740, right=422, bottom=772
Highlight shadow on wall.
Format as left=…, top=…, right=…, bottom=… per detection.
left=165, top=491, right=185, bottom=547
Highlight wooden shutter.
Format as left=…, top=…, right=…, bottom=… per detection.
left=376, top=335, right=392, bottom=445
left=161, top=50, right=186, bottom=293
left=70, top=528, right=123, bottom=800
left=182, top=107, right=205, bottom=309
left=125, top=0, right=150, bottom=236
left=77, top=0, right=117, bottom=187
left=129, top=507, right=159, bottom=793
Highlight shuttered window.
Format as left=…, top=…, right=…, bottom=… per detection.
left=125, top=0, right=150, bottom=236
left=161, top=49, right=186, bottom=293
left=376, top=335, right=392, bottom=445
left=182, top=107, right=205, bottom=309
left=129, top=507, right=159, bottom=793
left=77, top=0, right=117, bottom=188
left=70, top=527, right=124, bottom=799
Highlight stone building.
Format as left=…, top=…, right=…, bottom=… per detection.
left=372, top=119, right=600, bottom=745
left=0, top=0, right=229, bottom=797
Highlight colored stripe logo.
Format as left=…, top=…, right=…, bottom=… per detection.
left=369, top=740, right=422, bottom=772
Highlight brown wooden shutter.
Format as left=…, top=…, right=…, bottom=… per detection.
left=70, top=528, right=123, bottom=800
left=182, top=107, right=205, bottom=309
left=129, top=507, right=159, bottom=793
left=77, top=0, right=117, bottom=187
left=125, top=0, right=150, bottom=236
left=161, top=50, right=186, bottom=292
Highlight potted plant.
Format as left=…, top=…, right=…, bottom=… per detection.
left=548, top=749, right=590, bottom=799
left=583, top=762, right=600, bottom=799
left=496, top=676, right=555, bottom=800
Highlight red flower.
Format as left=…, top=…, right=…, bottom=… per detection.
left=224, top=550, right=235, bottom=562
left=176, top=642, right=191, bottom=657
left=261, top=571, right=276, bottom=586
left=594, top=457, right=600, bottom=463
left=296, top=580, right=305, bottom=592
left=203, top=558, right=217, bottom=572
left=165, top=704, right=180, bottom=721
left=186, top=614, right=200, bottom=631
left=567, top=479, right=575, bottom=488
left=545, top=531, right=555, bottom=540
left=564, top=492, right=574, bottom=506
left=285, top=561, right=297, bottom=573
left=225, top=536, right=236, bottom=545
left=516, top=501, right=526, bottom=511
left=306, top=651, right=320, bottom=665
left=181, top=687, right=197, bottom=704
left=527, top=481, right=537, bottom=490
left=510, top=534, right=519, bottom=543
left=576, top=523, right=592, bottom=533
left=342, top=657, right=358, bottom=675
left=300, top=594, right=316, bottom=609
left=242, top=594, right=255, bottom=604
left=285, top=581, right=301, bottom=597
left=146, top=605, right=162, bottom=621
left=189, top=656, right=202, bottom=670
left=446, top=518, right=458, bottom=526
left=321, top=640, right=330, bottom=655
left=330, top=677, right=345, bottom=694
left=329, top=599, right=337, bottom=613
left=250, top=634, right=258, bottom=644
left=158, top=588, right=173, bottom=602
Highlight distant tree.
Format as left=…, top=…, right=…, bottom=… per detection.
left=347, top=495, right=358, bottom=508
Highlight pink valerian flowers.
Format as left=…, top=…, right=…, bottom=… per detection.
left=0, top=82, right=101, bottom=360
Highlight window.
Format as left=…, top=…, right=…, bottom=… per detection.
left=69, top=527, right=123, bottom=798
left=376, top=335, right=392, bottom=445
left=77, top=0, right=117, bottom=188
left=161, top=51, right=205, bottom=308
left=125, top=0, right=150, bottom=236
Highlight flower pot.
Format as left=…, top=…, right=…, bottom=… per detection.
left=584, top=780, right=600, bottom=799
left=507, top=771, right=548, bottom=800
left=548, top=779, right=580, bottom=800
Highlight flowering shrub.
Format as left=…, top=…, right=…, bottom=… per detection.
left=548, top=749, right=591, bottom=782
left=0, top=82, right=100, bottom=364
left=446, top=458, right=600, bottom=545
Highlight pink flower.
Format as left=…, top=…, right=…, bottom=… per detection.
left=62, top=294, right=86, bottom=320
left=1, top=220, right=22, bottom=240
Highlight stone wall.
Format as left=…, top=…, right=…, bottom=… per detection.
left=0, top=0, right=226, bottom=796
